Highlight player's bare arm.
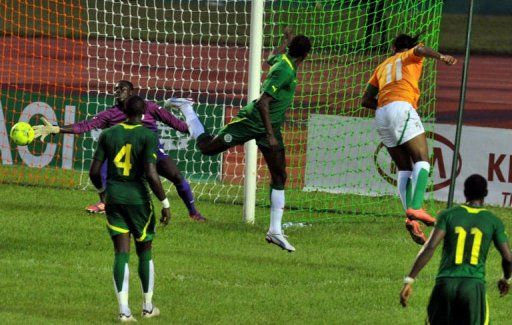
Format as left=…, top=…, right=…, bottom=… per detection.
left=400, top=228, right=446, bottom=307
left=497, top=241, right=512, bottom=296
left=414, top=45, right=457, bottom=65
left=256, top=93, right=279, bottom=150
left=361, top=84, right=379, bottom=110
left=271, top=27, right=294, bottom=58
left=145, top=162, right=171, bottom=225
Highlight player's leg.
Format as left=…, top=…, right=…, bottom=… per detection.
left=156, top=153, right=206, bottom=222
left=387, top=146, right=413, bottom=211
left=401, top=132, right=435, bottom=225
left=397, top=106, right=435, bottom=226
left=125, top=201, right=159, bottom=319
left=376, top=103, right=426, bottom=244
left=85, top=160, right=106, bottom=213
left=165, top=97, right=239, bottom=155
left=106, top=204, right=136, bottom=321
left=387, top=146, right=426, bottom=244
left=259, top=143, right=294, bottom=252
left=135, top=240, right=160, bottom=319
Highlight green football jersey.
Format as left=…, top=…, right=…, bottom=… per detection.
left=239, top=53, right=298, bottom=128
left=435, top=205, right=508, bottom=280
left=93, top=122, right=158, bottom=204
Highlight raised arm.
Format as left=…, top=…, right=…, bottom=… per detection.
left=270, top=27, right=294, bottom=58
left=414, top=45, right=457, bottom=65
left=399, top=228, right=446, bottom=307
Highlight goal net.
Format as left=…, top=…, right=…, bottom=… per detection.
left=0, top=0, right=442, bottom=221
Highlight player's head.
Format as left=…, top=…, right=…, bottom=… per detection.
left=114, top=80, right=134, bottom=105
left=287, top=35, right=312, bottom=61
left=123, top=95, right=146, bottom=118
left=392, top=33, right=421, bottom=53
left=464, top=174, right=488, bottom=202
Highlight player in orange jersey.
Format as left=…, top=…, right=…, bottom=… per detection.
left=362, top=34, right=457, bottom=245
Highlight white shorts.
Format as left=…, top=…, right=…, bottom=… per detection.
left=374, top=101, right=424, bottom=148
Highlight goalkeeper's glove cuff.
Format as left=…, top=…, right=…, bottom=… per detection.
left=51, top=125, right=61, bottom=134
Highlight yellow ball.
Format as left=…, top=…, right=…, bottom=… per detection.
left=10, top=121, right=35, bottom=146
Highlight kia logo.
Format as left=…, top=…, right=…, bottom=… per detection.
left=373, top=131, right=462, bottom=191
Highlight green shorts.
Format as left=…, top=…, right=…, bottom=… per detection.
left=427, top=277, right=489, bottom=325
left=217, top=116, right=284, bottom=149
left=105, top=202, right=156, bottom=242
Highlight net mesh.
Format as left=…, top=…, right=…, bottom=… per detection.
left=0, top=0, right=442, bottom=221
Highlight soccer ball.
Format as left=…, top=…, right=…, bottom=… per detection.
left=10, top=122, right=35, bottom=146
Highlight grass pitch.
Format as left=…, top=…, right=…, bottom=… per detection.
left=1, top=184, right=511, bottom=324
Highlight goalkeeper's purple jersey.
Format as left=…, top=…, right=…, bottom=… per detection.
left=71, top=100, right=188, bottom=135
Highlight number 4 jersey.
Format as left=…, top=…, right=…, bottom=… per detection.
left=368, top=45, right=424, bottom=109
left=93, top=122, right=158, bottom=204
left=435, top=205, right=509, bottom=280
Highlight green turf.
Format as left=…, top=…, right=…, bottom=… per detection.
left=1, top=184, right=511, bottom=324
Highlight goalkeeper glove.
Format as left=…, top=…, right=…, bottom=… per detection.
left=33, top=117, right=60, bottom=142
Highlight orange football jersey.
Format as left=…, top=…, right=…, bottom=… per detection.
left=368, top=46, right=424, bottom=108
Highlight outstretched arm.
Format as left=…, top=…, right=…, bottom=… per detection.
left=400, top=228, right=446, bottom=307
left=33, top=110, right=111, bottom=141
left=414, top=45, right=457, bottom=65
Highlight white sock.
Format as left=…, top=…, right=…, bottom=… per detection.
left=397, top=170, right=412, bottom=211
left=114, top=264, right=131, bottom=316
left=411, top=161, right=430, bottom=195
left=142, top=260, right=155, bottom=311
left=180, top=104, right=205, bottom=139
left=269, top=189, right=285, bottom=234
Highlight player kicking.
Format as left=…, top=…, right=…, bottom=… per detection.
left=361, top=34, right=457, bottom=244
left=33, top=80, right=205, bottom=221
left=167, top=30, right=311, bottom=252
left=90, top=95, right=171, bottom=322
left=400, top=174, right=512, bottom=324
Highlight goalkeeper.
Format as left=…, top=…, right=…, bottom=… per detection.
left=167, top=29, right=311, bottom=252
left=33, top=80, right=205, bottom=222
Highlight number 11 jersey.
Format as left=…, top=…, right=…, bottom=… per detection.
left=368, top=46, right=424, bottom=109
left=435, top=205, right=508, bottom=280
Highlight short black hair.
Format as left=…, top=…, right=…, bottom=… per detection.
left=464, top=174, right=488, bottom=201
left=124, top=95, right=146, bottom=117
left=393, top=33, right=421, bottom=52
left=117, top=80, right=134, bottom=90
left=288, top=35, right=312, bottom=59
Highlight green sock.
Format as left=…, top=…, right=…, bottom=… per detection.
left=113, top=252, right=130, bottom=292
left=411, top=168, right=429, bottom=209
left=138, top=250, right=152, bottom=293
